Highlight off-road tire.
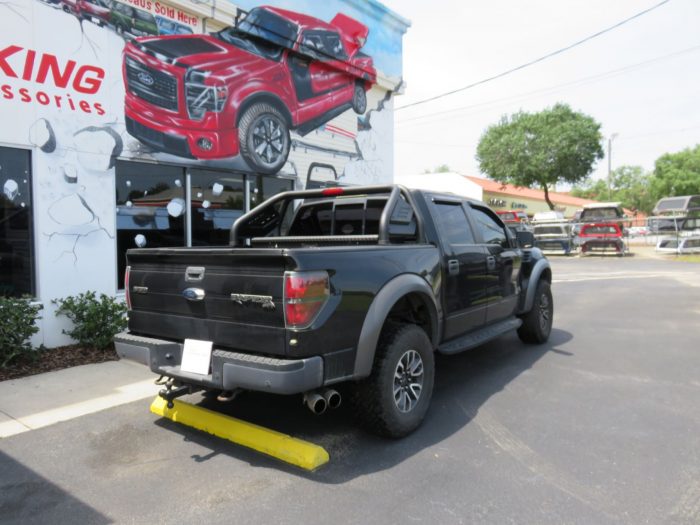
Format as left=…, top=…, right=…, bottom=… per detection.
left=517, top=280, right=553, bottom=344
left=352, top=83, right=367, bottom=114
left=238, top=103, right=290, bottom=175
left=351, top=324, right=434, bottom=438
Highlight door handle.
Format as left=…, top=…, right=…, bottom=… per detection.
left=486, top=256, right=496, bottom=271
left=185, top=266, right=205, bottom=282
left=448, top=259, right=459, bottom=276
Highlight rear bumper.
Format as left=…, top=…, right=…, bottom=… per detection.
left=114, top=332, right=323, bottom=395
left=580, top=239, right=624, bottom=252
left=534, top=239, right=572, bottom=254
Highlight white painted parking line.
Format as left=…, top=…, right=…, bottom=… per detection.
left=0, top=379, right=157, bottom=438
left=553, top=271, right=700, bottom=285
left=0, top=409, right=31, bottom=438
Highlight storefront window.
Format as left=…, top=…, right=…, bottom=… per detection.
left=190, top=169, right=245, bottom=246
left=115, top=161, right=185, bottom=289
left=0, top=147, right=33, bottom=297
left=115, top=162, right=294, bottom=287
left=250, top=175, right=295, bottom=208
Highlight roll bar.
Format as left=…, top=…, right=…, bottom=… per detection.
left=229, top=184, right=423, bottom=246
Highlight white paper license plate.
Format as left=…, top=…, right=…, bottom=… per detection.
left=180, top=339, right=213, bottom=375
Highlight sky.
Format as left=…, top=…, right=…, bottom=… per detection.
left=380, top=0, right=700, bottom=187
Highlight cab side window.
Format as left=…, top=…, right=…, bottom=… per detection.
left=471, top=206, right=507, bottom=247
left=432, top=201, right=475, bottom=247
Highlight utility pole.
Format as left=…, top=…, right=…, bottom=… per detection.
left=607, top=133, right=618, bottom=200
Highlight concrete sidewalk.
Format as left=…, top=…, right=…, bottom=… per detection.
left=0, top=360, right=158, bottom=438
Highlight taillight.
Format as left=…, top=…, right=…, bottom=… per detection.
left=322, top=187, right=344, bottom=196
left=124, top=265, right=131, bottom=310
left=283, top=271, right=329, bottom=329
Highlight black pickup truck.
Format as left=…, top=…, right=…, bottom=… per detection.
left=115, top=185, right=553, bottom=437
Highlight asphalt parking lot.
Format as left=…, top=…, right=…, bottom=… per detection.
left=2, top=255, right=699, bottom=524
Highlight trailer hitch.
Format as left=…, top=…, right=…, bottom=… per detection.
left=159, top=383, right=201, bottom=409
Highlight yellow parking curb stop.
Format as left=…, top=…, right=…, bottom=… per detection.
left=150, top=396, right=329, bottom=471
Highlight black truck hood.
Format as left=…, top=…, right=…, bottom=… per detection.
left=136, top=37, right=224, bottom=61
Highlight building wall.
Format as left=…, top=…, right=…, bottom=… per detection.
left=0, top=0, right=408, bottom=347
left=482, top=191, right=583, bottom=218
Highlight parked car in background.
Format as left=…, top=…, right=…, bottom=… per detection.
left=532, top=210, right=565, bottom=222
left=647, top=195, right=700, bottom=235
left=112, top=1, right=158, bottom=37
left=123, top=5, right=376, bottom=173
left=155, top=16, right=194, bottom=35
left=61, top=0, right=79, bottom=15
left=628, top=226, right=650, bottom=237
left=532, top=221, right=573, bottom=255
left=655, top=236, right=700, bottom=254
left=496, top=210, right=529, bottom=223
left=652, top=195, right=700, bottom=216
left=77, top=0, right=111, bottom=26
left=578, top=223, right=626, bottom=255
left=497, top=210, right=533, bottom=240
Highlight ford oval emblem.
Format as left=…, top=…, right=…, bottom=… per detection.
left=137, top=71, right=155, bottom=86
left=182, top=288, right=205, bottom=301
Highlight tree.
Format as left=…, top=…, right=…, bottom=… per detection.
left=570, top=179, right=608, bottom=200
left=650, top=144, right=700, bottom=199
left=610, top=165, right=655, bottom=214
left=476, top=103, right=604, bottom=210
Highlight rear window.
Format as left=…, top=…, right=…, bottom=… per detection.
left=498, top=212, right=516, bottom=221
left=656, top=197, right=687, bottom=212
left=581, top=208, right=621, bottom=220
left=288, top=198, right=394, bottom=236
left=583, top=225, right=618, bottom=235
left=659, top=239, right=679, bottom=249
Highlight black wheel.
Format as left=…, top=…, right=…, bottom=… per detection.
left=517, top=280, right=553, bottom=344
left=352, top=83, right=367, bottom=114
left=351, top=324, right=434, bottom=438
left=238, top=103, right=290, bottom=174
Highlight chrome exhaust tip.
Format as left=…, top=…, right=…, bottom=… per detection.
left=322, top=388, right=341, bottom=410
left=303, top=392, right=327, bottom=415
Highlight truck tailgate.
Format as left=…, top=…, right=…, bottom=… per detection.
left=126, top=247, right=289, bottom=355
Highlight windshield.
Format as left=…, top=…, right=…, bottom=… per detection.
left=581, top=208, right=621, bottom=220
left=216, top=8, right=298, bottom=61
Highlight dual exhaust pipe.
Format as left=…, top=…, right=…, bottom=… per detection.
left=303, top=388, right=341, bottom=415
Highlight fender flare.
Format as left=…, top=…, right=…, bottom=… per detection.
left=521, top=258, right=552, bottom=313
left=353, top=274, right=440, bottom=379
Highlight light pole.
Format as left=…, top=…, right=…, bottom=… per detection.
left=607, top=133, right=618, bottom=201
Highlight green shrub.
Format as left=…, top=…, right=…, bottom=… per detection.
left=0, top=296, right=42, bottom=367
left=53, top=292, right=127, bottom=350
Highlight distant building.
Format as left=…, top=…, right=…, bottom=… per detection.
left=465, top=176, right=598, bottom=218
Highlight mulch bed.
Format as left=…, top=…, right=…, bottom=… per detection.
left=0, top=345, right=119, bottom=382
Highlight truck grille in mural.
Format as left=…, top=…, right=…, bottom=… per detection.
left=125, top=57, right=178, bottom=112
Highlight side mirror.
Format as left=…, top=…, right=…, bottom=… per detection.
left=515, top=230, right=535, bottom=248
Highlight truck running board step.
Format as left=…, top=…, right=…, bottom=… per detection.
left=150, top=396, right=329, bottom=471
left=438, top=318, right=523, bottom=355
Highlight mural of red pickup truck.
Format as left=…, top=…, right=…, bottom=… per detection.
left=122, top=5, right=376, bottom=174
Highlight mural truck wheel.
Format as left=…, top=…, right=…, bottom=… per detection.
left=352, top=83, right=367, bottom=114
left=238, top=103, right=290, bottom=175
